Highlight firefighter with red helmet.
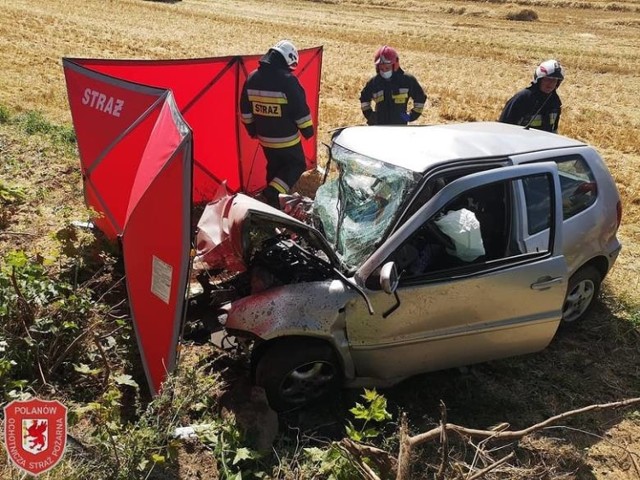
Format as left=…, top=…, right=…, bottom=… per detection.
left=499, top=59, right=564, bottom=133
left=359, top=45, right=427, bottom=126
left=240, top=40, right=314, bottom=208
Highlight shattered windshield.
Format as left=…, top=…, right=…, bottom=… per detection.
left=314, top=143, right=420, bottom=269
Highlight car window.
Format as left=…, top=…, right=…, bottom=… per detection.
left=398, top=164, right=504, bottom=227
left=558, top=158, right=597, bottom=217
left=387, top=176, right=553, bottom=282
left=523, top=156, right=597, bottom=235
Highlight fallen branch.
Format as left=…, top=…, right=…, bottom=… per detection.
left=466, top=425, right=512, bottom=477
left=0, top=231, right=37, bottom=237
left=337, top=440, right=381, bottom=480
left=412, top=397, right=640, bottom=445
left=339, top=438, right=396, bottom=479
left=436, top=400, right=449, bottom=480
left=467, top=451, right=515, bottom=480
left=395, top=396, right=640, bottom=480
left=396, top=414, right=411, bottom=480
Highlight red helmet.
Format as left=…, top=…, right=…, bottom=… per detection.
left=374, top=45, right=400, bottom=71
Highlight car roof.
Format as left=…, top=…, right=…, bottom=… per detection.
left=332, top=122, right=586, bottom=173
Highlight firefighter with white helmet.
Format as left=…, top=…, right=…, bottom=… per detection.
left=359, top=45, right=427, bottom=125
left=499, top=59, right=564, bottom=133
left=240, top=40, right=313, bottom=208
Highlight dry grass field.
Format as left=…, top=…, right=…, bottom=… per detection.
left=1, top=0, right=639, bottom=478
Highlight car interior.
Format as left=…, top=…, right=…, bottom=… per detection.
left=390, top=176, right=524, bottom=282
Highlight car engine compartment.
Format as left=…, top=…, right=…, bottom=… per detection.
left=185, top=218, right=337, bottom=339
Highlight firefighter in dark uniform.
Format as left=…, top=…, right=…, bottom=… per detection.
left=360, top=45, right=427, bottom=126
left=499, top=59, right=564, bottom=133
left=240, top=40, right=314, bottom=209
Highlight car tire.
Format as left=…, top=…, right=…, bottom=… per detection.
left=562, top=266, right=601, bottom=323
left=255, top=339, right=341, bottom=412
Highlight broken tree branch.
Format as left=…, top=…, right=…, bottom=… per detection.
left=436, top=400, right=449, bottom=480
left=467, top=451, right=515, bottom=480
left=396, top=413, right=412, bottom=480
left=0, top=231, right=37, bottom=237
left=339, top=437, right=397, bottom=477
left=337, top=440, right=381, bottom=480
left=395, top=397, right=640, bottom=480
left=411, top=397, right=640, bottom=446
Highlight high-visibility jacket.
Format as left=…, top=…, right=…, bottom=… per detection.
left=359, top=68, right=427, bottom=125
left=499, top=84, right=562, bottom=133
left=240, top=51, right=313, bottom=149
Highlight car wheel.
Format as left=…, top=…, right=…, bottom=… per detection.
left=255, top=339, right=341, bottom=412
left=562, top=266, right=601, bottom=323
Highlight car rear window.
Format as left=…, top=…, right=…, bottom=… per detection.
left=523, top=157, right=597, bottom=235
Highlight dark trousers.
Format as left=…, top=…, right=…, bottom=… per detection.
left=261, top=143, right=306, bottom=208
left=263, top=142, right=306, bottom=188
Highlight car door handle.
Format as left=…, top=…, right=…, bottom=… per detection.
left=530, top=276, right=564, bottom=290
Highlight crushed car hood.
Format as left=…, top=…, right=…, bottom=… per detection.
left=195, top=188, right=340, bottom=273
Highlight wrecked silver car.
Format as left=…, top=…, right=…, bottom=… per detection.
left=192, top=122, right=622, bottom=411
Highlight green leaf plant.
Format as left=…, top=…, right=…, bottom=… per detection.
left=346, top=388, right=393, bottom=442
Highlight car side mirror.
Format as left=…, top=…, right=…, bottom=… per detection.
left=380, top=261, right=399, bottom=294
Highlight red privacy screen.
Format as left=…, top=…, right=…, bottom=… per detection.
left=62, top=48, right=322, bottom=395
left=66, top=48, right=323, bottom=202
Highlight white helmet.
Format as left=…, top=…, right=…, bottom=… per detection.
left=533, top=59, right=564, bottom=84
left=271, top=40, right=299, bottom=70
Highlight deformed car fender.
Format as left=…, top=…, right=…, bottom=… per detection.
left=224, top=279, right=361, bottom=376
left=225, top=279, right=359, bottom=338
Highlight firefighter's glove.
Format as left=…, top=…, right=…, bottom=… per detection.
left=400, top=112, right=411, bottom=123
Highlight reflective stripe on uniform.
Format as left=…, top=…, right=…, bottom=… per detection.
left=241, top=112, right=254, bottom=124
left=528, top=115, right=543, bottom=127
left=269, top=177, right=290, bottom=194
left=257, top=133, right=301, bottom=149
left=392, top=92, right=409, bottom=103
left=247, top=89, right=289, bottom=104
left=372, top=90, right=384, bottom=102
left=361, top=101, right=372, bottom=112
left=412, top=102, right=425, bottom=113
left=296, top=113, right=313, bottom=129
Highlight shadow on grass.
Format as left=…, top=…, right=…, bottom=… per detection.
left=385, top=295, right=638, bottom=421
left=276, top=291, right=640, bottom=478
left=376, top=292, right=639, bottom=478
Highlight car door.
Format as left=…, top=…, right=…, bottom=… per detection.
left=345, top=163, right=567, bottom=381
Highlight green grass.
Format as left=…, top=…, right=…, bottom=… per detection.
left=0, top=104, right=76, bottom=151
left=0, top=104, right=9, bottom=124
left=16, top=110, right=76, bottom=145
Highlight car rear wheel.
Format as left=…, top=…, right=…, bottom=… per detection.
left=562, top=266, right=601, bottom=323
left=255, top=339, right=341, bottom=412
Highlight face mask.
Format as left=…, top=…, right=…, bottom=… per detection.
left=380, top=70, right=392, bottom=80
